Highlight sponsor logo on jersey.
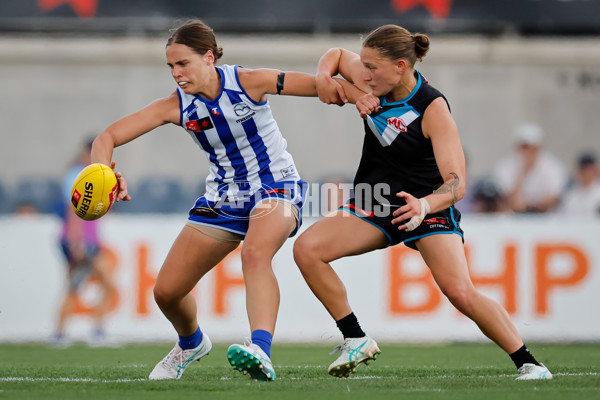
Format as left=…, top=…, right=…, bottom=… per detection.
left=424, top=217, right=448, bottom=229
left=185, top=105, right=198, bottom=118
left=186, top=116, right=214, bottom=132
left=280, top=165, right=296, bottom=178
left=190, top=206, right=219, bottom=218
left=235, top=112, right=256, bottom=124
left=211, top=107, right=220, bottom=116
left=425, top=217, right=447, bottom=224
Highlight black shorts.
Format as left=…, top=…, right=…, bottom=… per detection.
left=340, top=197, right=464, bottom=250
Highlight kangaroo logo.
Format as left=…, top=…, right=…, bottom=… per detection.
left=233, top=102, right=251, bottom=117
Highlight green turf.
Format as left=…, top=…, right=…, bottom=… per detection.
left=1, top=342, right=599, bottom=400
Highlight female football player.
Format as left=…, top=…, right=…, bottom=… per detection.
left=293, top=24, right=552, bottom=381
left=91, top=20, right=362, bottom=382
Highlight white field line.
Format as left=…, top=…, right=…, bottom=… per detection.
left=0, top=371, right=598, bottom=383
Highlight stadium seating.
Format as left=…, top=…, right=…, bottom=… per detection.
left=11, top=177, right=63, bottom=214
left=127, top=176, right=191, bottom=214
left=0, top=181, right=9, bottom=214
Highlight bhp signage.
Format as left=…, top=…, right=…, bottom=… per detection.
left=0, top=215, right=598, bottom=342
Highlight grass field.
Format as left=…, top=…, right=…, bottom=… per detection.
left=1, top=342, right=599, bottom=400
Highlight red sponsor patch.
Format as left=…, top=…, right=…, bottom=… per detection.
left=186, top=117, right=214, bottom=132
left=186, top=120, right=201, bottom=132
left=71, top=189, right=81, bottom=207
left=425, top=217, right=447, bottom=224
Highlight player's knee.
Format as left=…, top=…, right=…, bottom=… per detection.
left=443, top=286, right=476, bottom=316
left=293, top=234, right=321, bottom=272
left=153, top=283, right=178, bottom=307
left=240, top=242, right=273, bottom=272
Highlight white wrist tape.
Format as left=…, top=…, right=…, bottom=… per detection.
left=405, top=198, right=431, bottom=232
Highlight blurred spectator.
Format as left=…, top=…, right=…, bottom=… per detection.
left=492, top=123, right=568, bottom=213
left=456, top=152, right=476, bottom=213
left=470, top=176, right=507, bottom=213
left=52, top=139, right=116, bottom=346
left=12, top=200, right=40, bottom=215
left=559, top=152, right=600, bottom=216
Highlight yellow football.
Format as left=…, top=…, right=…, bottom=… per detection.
left=70, top=163, right=118, bottom=221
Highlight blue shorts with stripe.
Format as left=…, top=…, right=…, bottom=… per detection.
left=188, top=180, right=307, bottom=237
left=340, top=197, right=464, bottom=250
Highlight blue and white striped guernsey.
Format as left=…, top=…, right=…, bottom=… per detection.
left=177, top=64, right=301, bottom=202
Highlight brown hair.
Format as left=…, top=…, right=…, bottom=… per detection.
left=362, top=24, right=430, bottom=67
left=167, top=20, right=224, bottom=60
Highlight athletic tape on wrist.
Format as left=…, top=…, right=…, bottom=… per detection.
left=405, top=198, right=431, bottom=232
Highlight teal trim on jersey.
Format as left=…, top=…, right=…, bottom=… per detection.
left=340, top=208, right=393, bottom=246
left=449, top=205, right=458, bottom=229
left=233, top=65, right=268, bottom=106
left=367, top=105, right=421, bottom=136
left=193, top=67, right=226, bottom=105
left=380, top=71, right=422, bottom=107
left=404, top=206, right=462, bottom=247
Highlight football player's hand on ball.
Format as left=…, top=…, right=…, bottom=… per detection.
left=110, top=161, right=131, bottom=202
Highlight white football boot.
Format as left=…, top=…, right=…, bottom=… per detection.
left=149, top=333, right=212, bottom=380
left=328, top=336, right=381, bottom=377
left=227, top=341, right=276, bottom=381
left=516, top=363, right=553, bottom=380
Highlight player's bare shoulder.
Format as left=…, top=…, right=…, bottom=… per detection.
left=145, top=90, right=181, bottom=125
left=237, top=67, right=279, bottom=101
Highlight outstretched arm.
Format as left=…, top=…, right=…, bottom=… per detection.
left=91, top=91, right=180, bottom=201
left=237, top=68, right=317, bottom=103
left=237, top=65, right=368, bottom=113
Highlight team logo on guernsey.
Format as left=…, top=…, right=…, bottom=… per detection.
left=387, top=116, right=408, bottom=133
left=186, top=116, right=214, bottom=132
left=233, top=102, right=251, bottom=117
left=367, top=109, right=420, bottom=147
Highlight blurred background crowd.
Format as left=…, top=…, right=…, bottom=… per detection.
left=1, top=0, right=600, bottom=218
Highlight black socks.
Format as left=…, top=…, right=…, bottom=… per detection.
left=509, top=345, right=541, bottom=369
left=336, top=312, right=366, bottom=339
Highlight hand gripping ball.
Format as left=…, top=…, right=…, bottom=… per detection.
left=70, top=163, right=118, bottom=221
